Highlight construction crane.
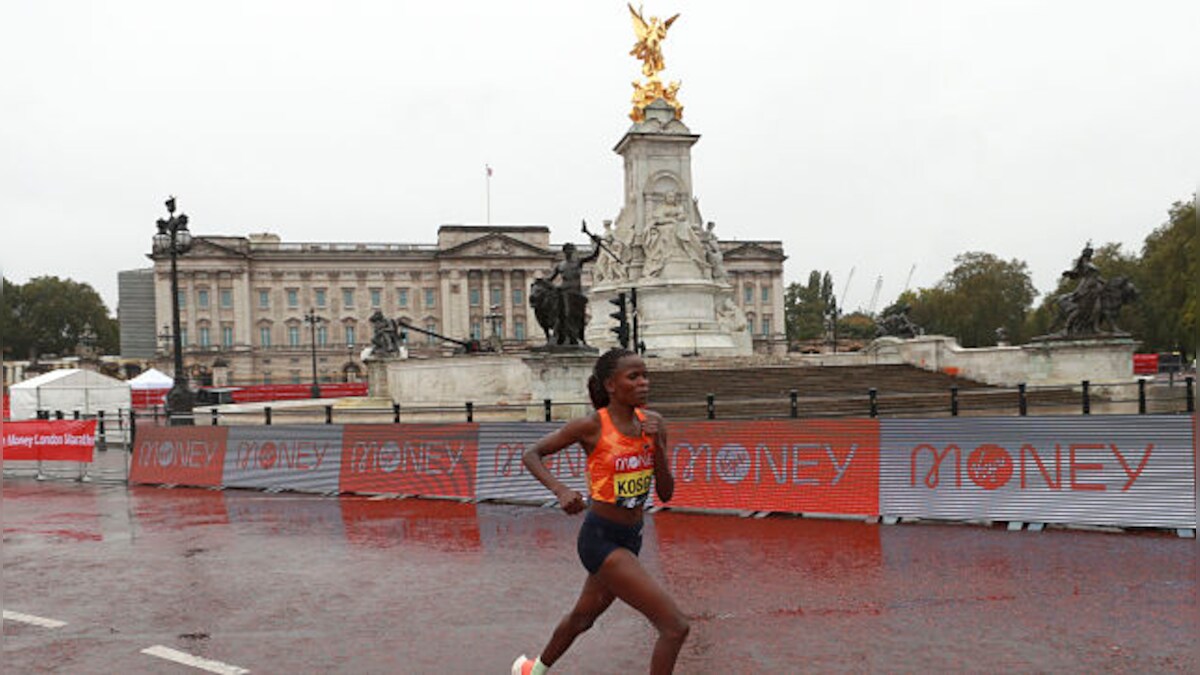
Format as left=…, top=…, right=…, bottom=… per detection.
left=867, top=275, right=883, bottom=315
left=903, top=264, right=917, bottom=293
left=839, top=266, right=855, bottom=311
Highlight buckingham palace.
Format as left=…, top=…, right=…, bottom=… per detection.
left=120, top=225, right=785, bottom=386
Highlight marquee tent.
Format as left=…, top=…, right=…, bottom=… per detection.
left=128, top=368, right=173, bottom=408
left=8, top=369, right=132, bottom=423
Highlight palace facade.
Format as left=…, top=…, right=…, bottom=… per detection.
left=134, top=225, right=785, bottom=385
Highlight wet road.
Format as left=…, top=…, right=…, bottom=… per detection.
left=3, top=476, right=1195, bottom=673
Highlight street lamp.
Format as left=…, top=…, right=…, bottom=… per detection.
left=304, top=308, right=325, bottom=398
left=153, top=196, right=194, bottom=425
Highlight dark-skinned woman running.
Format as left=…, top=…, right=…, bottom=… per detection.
left=512, top=348, right=689, bottom=674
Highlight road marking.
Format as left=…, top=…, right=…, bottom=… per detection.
left=2, top=610, right=67, bottom=628
left=141, top=645, right=250, bottom=674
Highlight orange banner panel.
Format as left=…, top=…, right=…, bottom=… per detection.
left=339, top=424, right=478, bottom=499
left=130, top=426, right=228, bottom=487
left=665, top=420, right=879, bottom=515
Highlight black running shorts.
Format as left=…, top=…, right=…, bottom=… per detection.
left=577, top=510, right=643, bottom=575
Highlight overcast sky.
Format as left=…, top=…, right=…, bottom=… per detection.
left=2, top=1, right=1197, bottom=315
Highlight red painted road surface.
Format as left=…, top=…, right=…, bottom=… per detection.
left=2, top=474, right=1196, bottom=672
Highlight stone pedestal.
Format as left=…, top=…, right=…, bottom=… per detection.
left=379, top=352, right=596, bottom=421
left=857, top=334, right=1138, bottom=387
left=585, top=99, right=751, bottom=357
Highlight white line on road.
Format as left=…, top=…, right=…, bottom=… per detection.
left=141, top=645, right=250, bottom=674
left=2, top=610, right=67, bottom=628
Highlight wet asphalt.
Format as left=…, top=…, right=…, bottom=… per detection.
left=2, top=461, right=1195, bottom=673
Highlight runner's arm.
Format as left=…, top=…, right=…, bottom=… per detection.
left=523, top=415, right=597, bottom=513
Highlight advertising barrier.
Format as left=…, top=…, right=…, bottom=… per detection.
left=880, top=415, right=1196, bottom=528
left=666, top=420, right=880, bottom=516
left=475, top=423, right=588, bottom=503
left=224, top=425, right=343, bottom=493
left=339, top=424, right=478, bottom=498
left=126, top=416, right=1197, bottom=531
left=130, top=426, right=228, bottom=487
left=2, top=420, right=96, bottom=462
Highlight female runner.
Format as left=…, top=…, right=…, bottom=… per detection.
left=512, top=348, right=689, bottom=674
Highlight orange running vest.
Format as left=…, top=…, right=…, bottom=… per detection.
left=588, top=407, right=655, bottom=509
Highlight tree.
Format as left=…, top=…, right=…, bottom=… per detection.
left=907, top=252, right=1036, bottom=347
left=1138, top=199, right=1196, bottom=360
left=837, top=311, right=877, bottom=341
left=3, top=276, right=118, bottom=360
left=784, top=270, right=826, bottom=342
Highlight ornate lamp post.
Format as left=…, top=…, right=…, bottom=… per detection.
left=304, top=308, right=324, bottom=398
left=153, top=196, right=194, bottom=425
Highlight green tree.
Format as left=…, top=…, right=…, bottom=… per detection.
left=784, top=270, right=826, bottom=342
left=4, top=276, right=118, bottom=360
left=837, top=311, right=877, bottom=341
left=907, top=252, right=1037, bottom=347
left=1138, top=199, right=1196, bottom=359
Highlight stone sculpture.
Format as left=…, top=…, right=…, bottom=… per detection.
left=876, top=301, right=923, bottom=339
left=366, top=310, right=403, bottom=358
left=531, top=237, right=601, bottom=346
left=1048, top=242, right=1139, bottom=336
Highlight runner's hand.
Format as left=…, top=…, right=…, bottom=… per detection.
left=556, top=488, right=586, bottom=514
left=641, top=415, right=661, bottom=444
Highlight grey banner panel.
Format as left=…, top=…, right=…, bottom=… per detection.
left=880, top=415, right=1195, bottom=528
left=476, top=423, right=589, bottom=503
left=224, top=425, right=343, bottom=493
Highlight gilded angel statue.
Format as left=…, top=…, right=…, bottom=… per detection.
left=628, top=3, right=679, bottom=77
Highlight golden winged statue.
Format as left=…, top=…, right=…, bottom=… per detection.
left=629, top=3, right=679, bottom=77
left=627, top=4, right=683, bottom=122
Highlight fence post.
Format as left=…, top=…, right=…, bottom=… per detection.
left=544, top=398, right=552, bottom=422
left=1018, top=383, right=1027, bottom=416
left=265, top=406, right=273, bottom=425
left=1081, top=380, right=1090, bottom=415
left=868, top=389, right=878, bottom=418
left=129, top=409, right=137, bottom=446
left=393, top=403, right=401, bottom=424
left=1138, top=378, right=1147, bottom=414
left=211, top=408, right=219, bottom=426
left=325, top=405, right=333, bottom=425
left=789, top=389, right=798, bottom=418
left=950, top=386, right=959, bottom=417
left=97, top=410, right=106, bottom=447
left=1186, top=376, right=1195, bottom=413
left=466, top=401, right=474, bottom=422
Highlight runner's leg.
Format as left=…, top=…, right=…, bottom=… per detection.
left=596, top=548, right=689, bottom=674
left=539, top=573, right=616, bottom=665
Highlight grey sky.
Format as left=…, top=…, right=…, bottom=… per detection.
left=2, top=1, right=1197, bottom=316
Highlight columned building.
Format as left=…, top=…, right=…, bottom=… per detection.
left=142, top=225, right=785, bottom=385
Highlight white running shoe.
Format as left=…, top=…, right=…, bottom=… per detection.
left=511, top=654, right=534, bottom=675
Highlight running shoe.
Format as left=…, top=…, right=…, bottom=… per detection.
left=511, top=654, right=535, bottom=675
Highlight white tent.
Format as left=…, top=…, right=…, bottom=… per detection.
left=9, top=369, right=132, bottom=422
left=128, top=368, right=173, bottom=390
left=128, top=368, right=173, bottom=408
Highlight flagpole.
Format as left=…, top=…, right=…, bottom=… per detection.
left=485, top=164, right=492, bottom=225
